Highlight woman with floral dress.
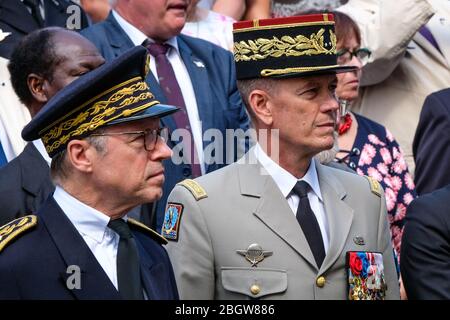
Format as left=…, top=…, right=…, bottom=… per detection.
left=333, top=11, right=417, bottom=261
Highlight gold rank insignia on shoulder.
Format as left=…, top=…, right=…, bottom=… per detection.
left=127, top=218, right=168, bottom=245
left=162, top=203, right=184, bottom=241
left=365, top=176, right=382, bottom=197
left=177, top=179, right=207, bottom=201
left=0, top=215, right=37, bottom=252
left=237, top=243, right=273, bottom=267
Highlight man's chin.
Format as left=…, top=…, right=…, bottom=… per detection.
left=142, top=189, right=163, bottom=203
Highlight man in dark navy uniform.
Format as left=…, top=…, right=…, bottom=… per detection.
left=0, top=46, right=179, bottom=300
left=401, top=183, right=450, bottom=299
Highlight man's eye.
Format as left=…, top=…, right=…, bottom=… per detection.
left=300, top=88, right=318, bottom=97
left=130, top=134, right=144, bottom=142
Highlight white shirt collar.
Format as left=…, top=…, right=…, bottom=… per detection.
left=112, top=10, right=179, bottom=52
left=33, top=139, right=52, bottom=167
left=53, top=185, right=126, bottom=243
left=253, top=144, right=323, bottom=201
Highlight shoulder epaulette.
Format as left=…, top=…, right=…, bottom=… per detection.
left=0, top=215, right=37, bottom=252
left=177, top=179, right=207, bottom=201
left=365, top=176, right=382, bottom=197
left=127, top=218, right=168, bottom=245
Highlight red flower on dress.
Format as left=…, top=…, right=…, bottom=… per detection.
left=404, top=172, right=415, bottom=190
left=385, top=187, right=396, bottom=212
left=368, top=167, right=383, bottom=181
left=393, top=158, right=407, bottom=174
left=368, top=134, right=385, bottom=146
left=390, top=176, right=403, bottom=191
left=380, top=148, right=392, bottom=165
left=403, top=192, right=415, bottom=205
left=392, top=146, right=401, bottom=160
left=359, top=144, right=376, bottom=165
left=377, top=162, right=388, bottom=175
left=394, top=203, right=407, bottom=222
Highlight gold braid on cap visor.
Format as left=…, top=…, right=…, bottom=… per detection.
left=40, top=77, right=158, bottom=155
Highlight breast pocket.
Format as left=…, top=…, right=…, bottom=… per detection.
left=221, top=267, right=287, bottom=299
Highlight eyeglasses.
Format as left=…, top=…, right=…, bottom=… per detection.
left=337, top=48, right=371, bottom=65
left=90, top=127, right=168, bottom=151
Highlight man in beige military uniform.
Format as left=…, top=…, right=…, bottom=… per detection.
left=163, top=14, right=400, bottom=300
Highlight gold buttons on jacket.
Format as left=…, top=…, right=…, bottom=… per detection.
left=316, top=276, right=326, bottom=288
left=250, top=284, right=261, bottom=295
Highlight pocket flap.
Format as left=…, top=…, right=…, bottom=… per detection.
left=221, top=267, right=287, bottom=298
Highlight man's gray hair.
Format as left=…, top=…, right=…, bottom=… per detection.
left=236, top=78, right=279, bottom=124
left=50, top=131, right=107, bottom=185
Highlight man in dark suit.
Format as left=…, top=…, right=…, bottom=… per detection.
left=413, top=88, right=450, bottom=195
left=0, top=47, right=179, bottom=299
left=0, top=27, right=105, bottom=227
left=400, top=184, right=450, bottom=299
left=81, top=0, right=250, bottom=232
left=0, top=0, right=89, bottom=59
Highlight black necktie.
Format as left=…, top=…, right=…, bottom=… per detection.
left=23, top=0, right=45, bottom=27
left=292, top=181, right=326, bottom=268
left=107, top=219, right=144, bottom=300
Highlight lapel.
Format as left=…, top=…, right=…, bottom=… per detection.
left=104, top=12, right=136, bottom=57
left=133, top=236, right=164, bottom=300
left=19, top=143, right=53, bottom=196
left=315, top=161, right=354, bottom=274
left=177, top=36, right=214, bottom=145
left=412, top=21, right=449, bottom=68
left=426, top=13, right=450, bottom=67
left=0, top=0, right=39, bottom=34
left=238, top=151, right=318, bottom=269
left=41, top=197, right=120, bottom=300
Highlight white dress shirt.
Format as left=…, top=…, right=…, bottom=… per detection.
left=53, top=185, right=122, bottom=289
left=254, top=144, right=330, bottom=253
left=113, top=10, right=205, bottom=174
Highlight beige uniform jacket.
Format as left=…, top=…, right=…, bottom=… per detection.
left=165, top=153, right=400, bottom=300
left=338, top=0, right=450, bottom=174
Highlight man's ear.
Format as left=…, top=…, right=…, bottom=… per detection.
left=66, top=139, right=95, bottom=174
left=27, top=73, right=48, bottom=104
left=248, top=89, right=274, bottom=126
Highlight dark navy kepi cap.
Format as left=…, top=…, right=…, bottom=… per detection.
left=22, top=45, right=178, bottom=158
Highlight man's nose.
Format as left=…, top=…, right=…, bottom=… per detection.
left=150, top=137, right=173, bottom=160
